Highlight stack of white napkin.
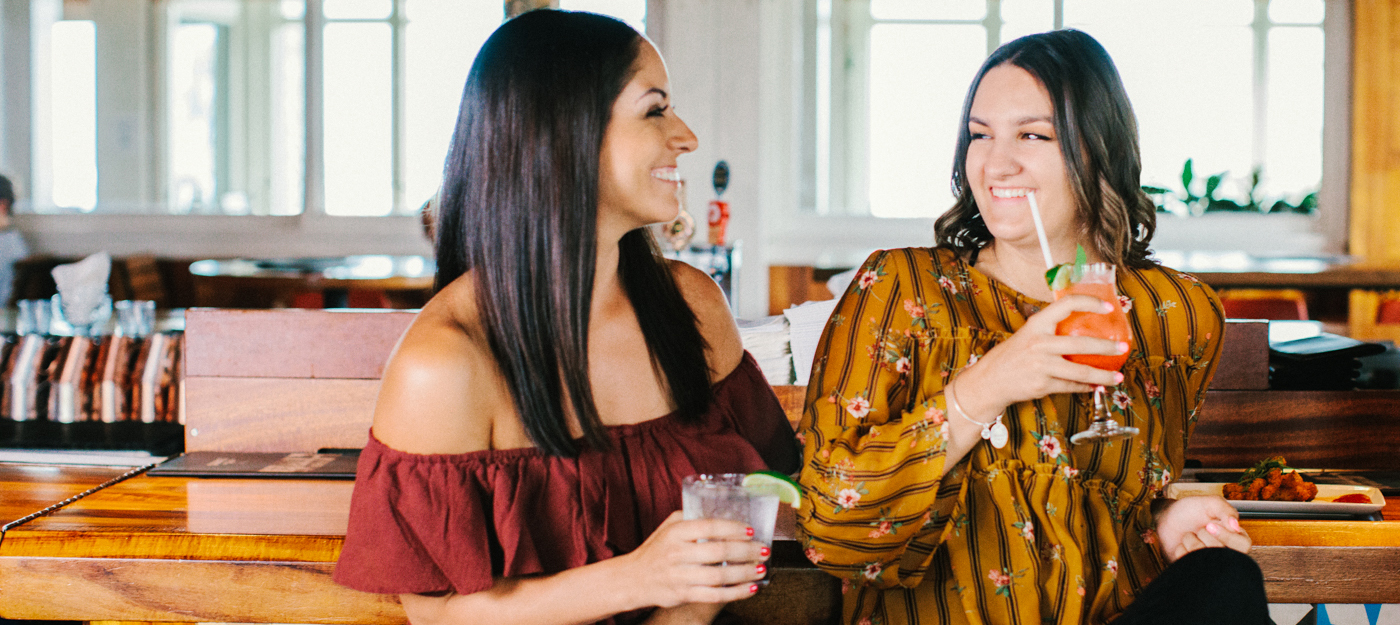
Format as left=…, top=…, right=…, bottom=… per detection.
left=736, top=315, right=793, bottom=385
left=783, top=299, right=839, bottom=386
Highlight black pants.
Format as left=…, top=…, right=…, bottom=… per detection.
left=1109, top=548, right=1271, bottom=625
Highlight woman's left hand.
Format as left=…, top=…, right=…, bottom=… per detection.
left=1153, top=495, right=1251, bottom=563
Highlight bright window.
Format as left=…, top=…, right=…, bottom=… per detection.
left=50, top=20, right=97, bottom=212
left=814, top=0, right=1330, bottom=219
left=321, top=0, right=502, bottom=216
left=169, top=22, right=222, bottom=214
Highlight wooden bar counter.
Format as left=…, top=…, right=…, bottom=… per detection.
left=1, top=467, right=1397, bottom=623
left=0, top=470, right=835, bottom=625
left=0, top=463, right=136, bottom=529
left=0, top=473, right=402, bottom=624
left=1242, top=498, right=1400, bottom=603
left=4, top=310, right=1394, bottom=623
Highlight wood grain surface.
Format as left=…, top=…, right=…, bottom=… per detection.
left=1190, top=390, right=1400, bottom=468
left=3, top=467, right=1400, bottom=619
left=1351, top=0, right=1400, bottom=263
left=1250, top=546, right=1400, bottom=603
left=2, top=475, right=353, bottom=558
left=0, top=557, right=404, bottom=623
left=184, top=308, right=414, bottom=379
left=0, top=463, right=135, bottom=528
left=183, top=377, right=378, bottom=452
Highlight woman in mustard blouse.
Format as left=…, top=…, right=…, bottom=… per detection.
left=796, top=30, right=1269, bottom=625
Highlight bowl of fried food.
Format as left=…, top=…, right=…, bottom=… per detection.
left=1222, top=456, right=1318, bottom=502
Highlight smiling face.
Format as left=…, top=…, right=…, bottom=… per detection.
left=965, top=63, right=1082, bottom=259
left=596, top=42, right=698, bottom=239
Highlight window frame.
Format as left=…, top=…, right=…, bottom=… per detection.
left=771, top=0, right=1349, bottom=265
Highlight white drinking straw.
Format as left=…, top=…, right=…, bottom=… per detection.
left=1025, top=191, right=1056, bottom=269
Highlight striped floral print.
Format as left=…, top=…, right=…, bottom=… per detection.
left=796, top=247, right=1224, bottom=625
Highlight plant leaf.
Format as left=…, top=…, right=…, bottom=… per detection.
left=1205, top=174, right=1223, bottom=199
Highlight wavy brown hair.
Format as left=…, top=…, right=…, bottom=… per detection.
left=935, top=29, right=1157, bottom=269
left=434, top=10, right=711, bottom=457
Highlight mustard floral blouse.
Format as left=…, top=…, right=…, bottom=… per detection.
left=795, top=247, right=1224, bottom=625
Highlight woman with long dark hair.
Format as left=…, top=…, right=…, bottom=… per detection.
left=335, top=10, right=799, bottom=625
left=797, top=30, right=1268, bottom=624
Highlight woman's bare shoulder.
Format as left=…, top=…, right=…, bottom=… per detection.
left=668, top=259, right=743, bottom=381
left=371, top=276, right=505, bottom=455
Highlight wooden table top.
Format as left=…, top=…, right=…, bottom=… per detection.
left=1, top=474, right=353, bottom=561
left=0, top=473, right=803, bottom=560
left=1, top=467, right=1397, bottom=620
left=0, top=463, right=136, bottom=529
left=4, top=472, right=1392, bottom=557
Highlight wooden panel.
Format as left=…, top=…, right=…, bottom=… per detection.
left=183, top=377, right=378, bottom=452
left=1213, top=319, right=1268, bottom=390
left=769, top=265, right=835, bottom=315
left=184, top=308, right=415, bottom=379
left=1244, top=514, right=1400, bottom=548
left=1252, top=546, right=1400, bottom=603
left=0, top=557, right=405, bottom=623
left=1190, top=390, right=1400, bottom=468
left=1351, top=0, right=1400, bottom=262
left=726, top=542, right=840, bottom=625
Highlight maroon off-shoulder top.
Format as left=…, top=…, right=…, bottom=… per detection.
left=333, top=352, right=799, bottom=605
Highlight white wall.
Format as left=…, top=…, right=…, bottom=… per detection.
left=653, top=0, right=772, bottom=318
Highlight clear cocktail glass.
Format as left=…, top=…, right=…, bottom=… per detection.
left=682, top=473, right=779, bottom=545
left=1054, top=263, right=1137, bottom=444
left=681, top=473, right=779, bottom=585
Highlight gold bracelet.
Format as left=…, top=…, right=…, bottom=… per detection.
left=947, top=378, right=1008, bottom=449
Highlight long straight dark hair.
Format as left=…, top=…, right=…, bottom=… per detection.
left=936, top=29, right=1157, bottom=269
left=433, top=10, right=712, bottom=457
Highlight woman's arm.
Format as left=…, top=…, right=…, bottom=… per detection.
left=796, top=250, right=1129, bottom=588
left=372, top=302, right=766, bottom=625
left=796, top=251, right=969, bottom=589
left=943, top=293, right=1126, bottom=464
left=400, top=513, right=765, bottom=625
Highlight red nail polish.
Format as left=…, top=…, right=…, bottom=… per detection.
left=756, top=564, right=767, bottom=575
left=745, top=527, right=754, bottom=537
left=759, top=546, right=770, bottom=557
left=749, top=584, right=759, bottom=593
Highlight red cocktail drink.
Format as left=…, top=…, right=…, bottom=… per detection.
left=1052, top=263, right=1138, bottom=443
left=1054, top=278, right=1131, bottom=371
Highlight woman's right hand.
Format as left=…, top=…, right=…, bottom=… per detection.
left=954, top=294, right=1129, bottom=418
left=621, top=511, right=770, bottom=609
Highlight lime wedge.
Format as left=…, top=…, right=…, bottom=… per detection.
left=1045, top=264, right=1071, bottom=291
left=743, top=470, right=803, bottom=509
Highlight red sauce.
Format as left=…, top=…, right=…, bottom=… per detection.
left=1332, top=493, right=1371, bottom=504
